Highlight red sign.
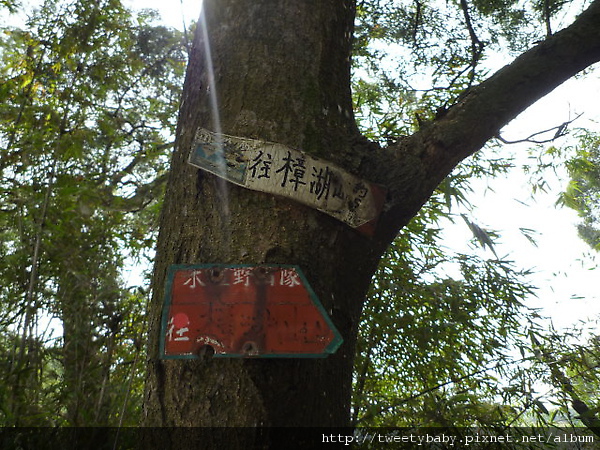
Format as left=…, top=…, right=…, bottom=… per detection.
left=160, top=265, right=342, bottom=358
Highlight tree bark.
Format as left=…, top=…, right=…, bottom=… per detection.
left=143, top=0, right=600, bottom=442
left=143, top=0, right=379, bottom=434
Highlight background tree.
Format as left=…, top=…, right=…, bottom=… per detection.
left=0, top=0, right=187, bottom=425
left=561, top=132, right=600, bottom=250
left=142, top=0, right=600, bottom=444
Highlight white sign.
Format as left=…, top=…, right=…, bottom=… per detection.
left=188, top=129, right=385, bottom=235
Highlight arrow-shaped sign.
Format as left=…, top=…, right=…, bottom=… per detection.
left=160, top=265, right=343, bottom=358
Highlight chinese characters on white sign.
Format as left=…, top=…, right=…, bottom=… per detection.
left=188, top=128, right=385, bottom=235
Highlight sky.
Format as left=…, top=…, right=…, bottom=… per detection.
left=124, top=0, right=202, bottom=30
left=451, top=73, right=600, bottom=330
left=129, top=0, right=600, bottom=331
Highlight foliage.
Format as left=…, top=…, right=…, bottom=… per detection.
left=526, top=322, right=600, bottom=433
left=354, top=218, right=538, bottom=428
left=352, top=0, right=600, bottom=438
left=354, top=195, right=600, bottom=437
left=559, top=132, right=600, bottom=250
left=352, top=0, right=566, bottom=140
left=0, top=0, right=187, bottom=425
left=0, top=0, right=19, bottom=13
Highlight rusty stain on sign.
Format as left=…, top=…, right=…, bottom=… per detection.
left=188, top=128, right=386, bottom=236
left=160, top=265, right=343, bottom=359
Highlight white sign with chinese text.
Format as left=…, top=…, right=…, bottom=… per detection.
left=188, top=129, right=386, bottom=235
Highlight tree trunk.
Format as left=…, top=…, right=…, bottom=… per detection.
left=58, top=242, right=113, bottom=426
left=143, top=0, right=384, bottom=432
left=59, top=283, right=103, bottom=426
left=143, top=0, right=600, bottom=442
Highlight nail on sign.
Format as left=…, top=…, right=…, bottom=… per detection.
left=188, top=128, right=386, bottom=236
left=160, top=265, right=343, bottom=358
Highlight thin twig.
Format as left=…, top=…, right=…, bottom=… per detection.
left=180, top=0, right=191, bottom=55
left=495, top=113, right=582, bottom=145
left=544, top=0, right=553, bottom=37
left=459, top=0, right=484, bottom=87
left=112, top=342, right=142, bottom=450
left=357, top=362, right=496, bottom=424
left=411, top=1, right=422, bottom=46
left=16, top=159, right=57, bottom=366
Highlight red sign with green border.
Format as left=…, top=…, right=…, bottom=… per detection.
left=160, top=265, right=342, bottom=358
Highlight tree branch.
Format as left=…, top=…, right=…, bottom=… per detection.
left=495, top=113, right=582, bottom=145
left=411, top=1, right=422, bottom=46
left=537, top=344, right=600, bottom=437
left=459, top=0, right=484, bottom=86
left=105, top=173, right=168, bottom=213
left=357, top=362, right=496, bottom=424
left=543, top=0, right=553, bottom=37
left=366, top=0, right=600, bottom=241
